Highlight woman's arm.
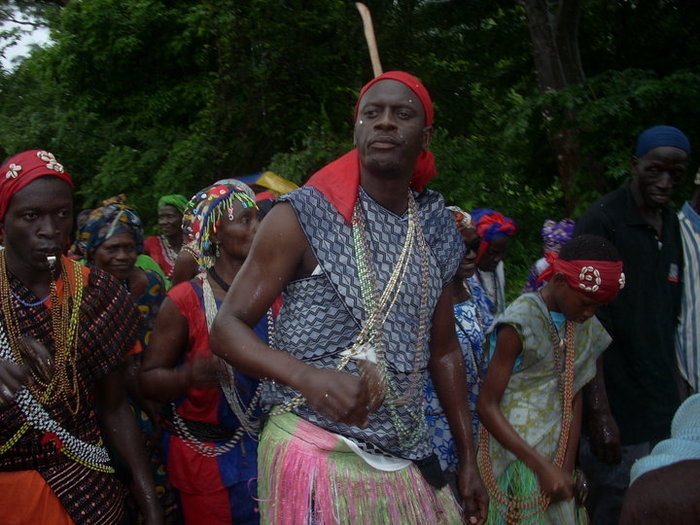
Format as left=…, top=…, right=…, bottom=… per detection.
left=139, top=296, right=218, bottom=402
left=477, top=324, right=573, bottom=503
left=429, top=288, right=487, bottom=524
left=97, top=364, right=163, bottom=524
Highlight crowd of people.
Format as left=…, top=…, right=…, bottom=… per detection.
left=0, top=73, right=698, bottom=525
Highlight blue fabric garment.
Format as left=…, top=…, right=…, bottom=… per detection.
left=266, top=185, right=464, bottom=460
left=425, top=294, right=486, bottom=472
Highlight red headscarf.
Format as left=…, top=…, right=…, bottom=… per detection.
left=0, top=150, right=73, bottom=221
left=306, top=71, right=435, bottom=223
left=536, top=251, right=625, bottom=303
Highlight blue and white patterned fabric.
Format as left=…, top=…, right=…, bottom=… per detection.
left=264, top=186, right=464, bottom=460
left=425, top=294, right=486, bottom=472
left=676, top=201, right=700, bottom=393
left=469, top=274, right=496, bottom=333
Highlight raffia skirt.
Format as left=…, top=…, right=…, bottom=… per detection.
left=258, top=412, right=463, bottom=524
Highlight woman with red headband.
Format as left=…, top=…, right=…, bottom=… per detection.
left=477, top=234, right=624, bottom=523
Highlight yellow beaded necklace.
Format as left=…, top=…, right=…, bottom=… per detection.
left=0, top=251, right=84, bottom=414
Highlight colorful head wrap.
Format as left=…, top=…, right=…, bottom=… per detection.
left=305, top=71, right=435, bottom=223
left=536, top=251, right=625, bottom=304
left=446, top=205, right=473, bottom=231
left=0, top=150, right=73, bottom=221
left=542, top=218, right=576, bottom=253
left=470, top=208, right=517, bottom=261
left=187, top=181, right=257, bottom=268
left=158, top=194, right=189, bottom=214
left=635, top=125, right=691, bottom=158
left=79, top=196, right=144, bottom=258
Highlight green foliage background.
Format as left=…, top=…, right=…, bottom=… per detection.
left=2, top=0, right=700, bottom=299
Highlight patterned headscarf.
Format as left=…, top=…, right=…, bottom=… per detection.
left=470, top=208, right=517, bottom=261
left=0, top=150, right=73, bottom=221
left=187, top=181, right=257, bottom=268
left=446, top=205, right=473, bottom=231
left=158, top=194, right=189, bottom=214
left=79, top=196, right=144, bottom=258
left=542, top=218, right=576, bottom=253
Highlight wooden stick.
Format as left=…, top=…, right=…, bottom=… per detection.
left=355, top=2, right=383, bottom=77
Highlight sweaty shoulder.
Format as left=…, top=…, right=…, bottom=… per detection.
left=251, top=197, right=314, bottom=279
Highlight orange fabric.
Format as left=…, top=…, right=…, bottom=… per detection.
left=45, top=257, right=90, bottom=309
left=0, top=470, right=76, bottom=525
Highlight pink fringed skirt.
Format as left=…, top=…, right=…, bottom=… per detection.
left=258, top=412, right=463, bottom=524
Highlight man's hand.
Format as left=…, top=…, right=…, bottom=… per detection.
left=298, top=367, right=374, bottom=428
left=458, top=462, right=488, bottom=524
left=588, top=409, right=621, bottom=464
left=0, top=359, right=28, bottom=405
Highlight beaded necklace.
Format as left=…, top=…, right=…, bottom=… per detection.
left=352, top=190, right=431, bottom=446
left=0, top=252, right=83, bottom=414
left=0, top=256, right=110, bottom=472
left=477, top=293, right=576, bottom=522
left=268, top=190, right=431, bottom=440
left=10, top=289, right=49, bottom=307
left=167, top=272, right=263, bottom=457
left=161, top=235, right=179, bottom=274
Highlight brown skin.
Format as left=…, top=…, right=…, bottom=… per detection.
left=630, top=145, right=688, bottom=237
left=477, top=236, right=511, bottom=273
left=452, top=226, right=480, bottom=304
left=169, top=248, right=199, bottom=287
left=478, top=274, right=602, bottom=503
left=140, top=202, right=259, bottom=403
left=90, top=232, right=149, bottom=298
left=157, top=204, right=184, bottom=252
left=209, top=80, right=488, bottom=523
left=585, top=145, right=688, bottom=464
left=0, top=177, right=162, bottom=524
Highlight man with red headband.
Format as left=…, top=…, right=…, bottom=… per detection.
left=211, top=72, right=488, bottom=523
left=0, top=150, right=162, bottom=523
left=575, top=125, right=690, bottom=524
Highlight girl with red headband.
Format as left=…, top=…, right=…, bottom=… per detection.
left=476, top=234, right=624, bottom=523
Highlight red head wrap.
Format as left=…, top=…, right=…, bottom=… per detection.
left=470, top=208, right=517, bottom=262
left=536, top=251, right=625, bottom=303
left=305, top=71, right=435, bottom=223
left=0, top=150, right=73, bottom=221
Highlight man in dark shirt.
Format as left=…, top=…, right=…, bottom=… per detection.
left=575, top=125, right=690, bottom=524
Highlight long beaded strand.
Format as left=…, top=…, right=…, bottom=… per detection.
left=477, top=298, right=576, bottom=522
left=167, top=272, right=264, bottom=457
left=0, top=252, right=83, bottom=414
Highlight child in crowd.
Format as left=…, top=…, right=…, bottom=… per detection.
left=523, top=218, right=576, bottom=293
left=477, top=234, right=625, bottom=523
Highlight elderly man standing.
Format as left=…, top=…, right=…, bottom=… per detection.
left=575, top=125, right=690, bottom=524
left=211, top=72, right=487, bottom=524
left=676, top=168, right=700, bottom=396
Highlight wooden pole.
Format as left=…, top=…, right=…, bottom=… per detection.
left=355, top=3, right=383, bottom=77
